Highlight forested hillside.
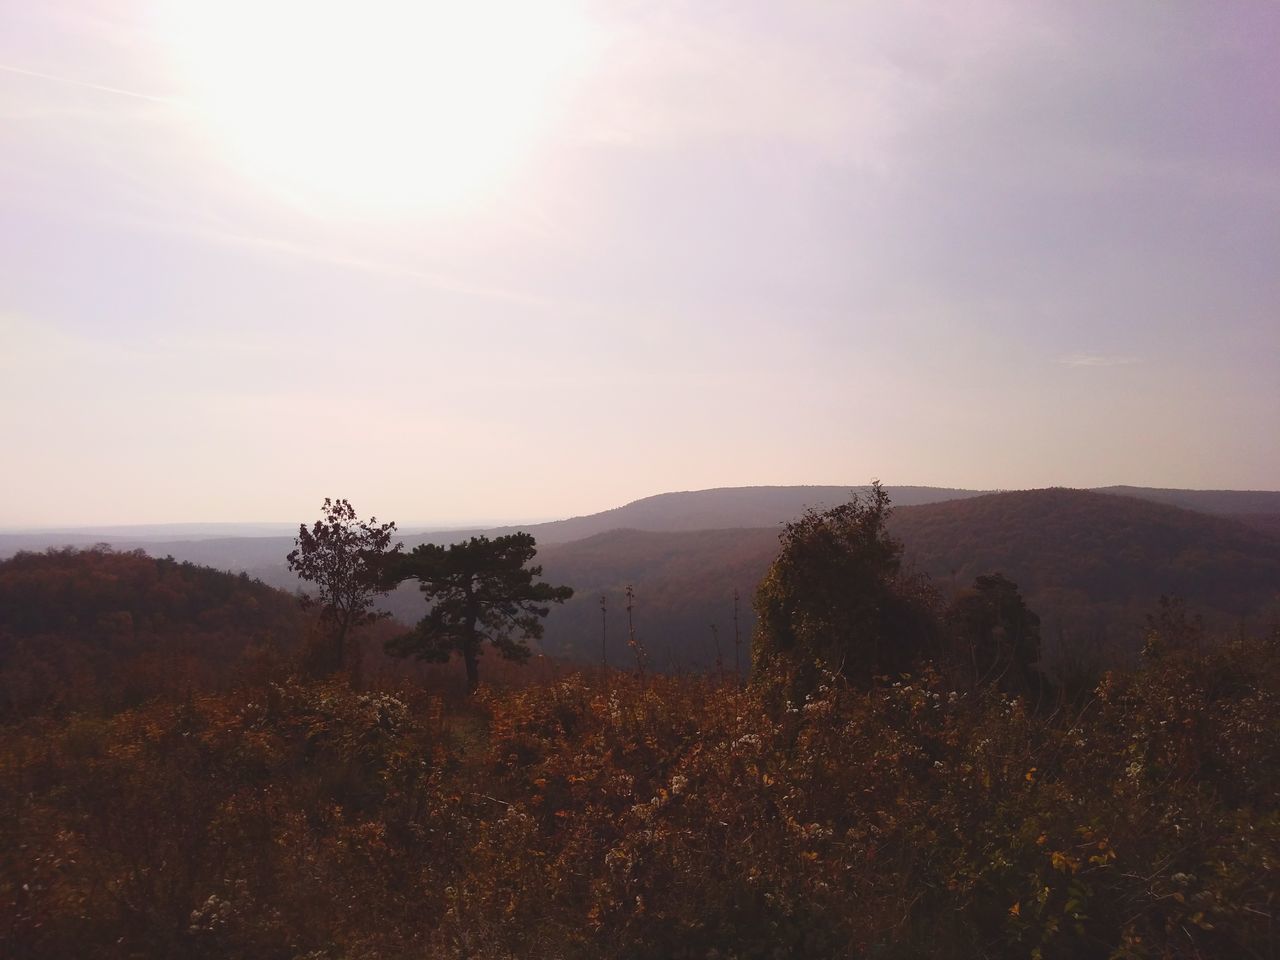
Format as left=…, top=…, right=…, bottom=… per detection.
left=893, top=489, right=1280, bottom=664
left=1095, top=485, right=1280, bottom=515
left=4, top=488, right=1278, bottom=678
left=518, top=490, right=1280, bottom=672
left=0, top=547, right=307, bottom=718
left=5, top=483, right=1276, bottom=596
left=536, top=527, right=779, bottom=671
left=0, top=486, right=985, bottom=591
left=2, top=536, right=1276, bottom=959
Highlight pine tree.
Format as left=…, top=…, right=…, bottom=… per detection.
left=383, top=533, right=572, bottom=692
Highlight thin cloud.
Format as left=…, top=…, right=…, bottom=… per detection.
left=1056, top=354, right=1143, bottom=368
left=192, top=227, right=563, bottom=310
left=0, top=63, right=181, bottom=105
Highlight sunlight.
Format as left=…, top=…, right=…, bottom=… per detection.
left=157, top=0, right=591, bottom=216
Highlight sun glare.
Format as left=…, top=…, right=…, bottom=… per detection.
left=157, top=0, right=591, bottom=216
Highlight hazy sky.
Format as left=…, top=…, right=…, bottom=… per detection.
left=2, top=1, right=1277, bottom=526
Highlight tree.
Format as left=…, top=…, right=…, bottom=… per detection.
left=1141, top=594, right=1204, bottom=661
left=753, top=482, right=937, bottom=691
left=382, top=533, right=572, bottom=692
left=286, top=498, right=400, bottom=673
left=944, top=573, right=1041, bottom=693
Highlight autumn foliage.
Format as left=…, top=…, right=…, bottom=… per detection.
left=1, top=547, right=1277, bottom=959
left=0, top=546, right=305, bottom=719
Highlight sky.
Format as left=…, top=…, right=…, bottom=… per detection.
left=2, top=0, right=1278, bottom=526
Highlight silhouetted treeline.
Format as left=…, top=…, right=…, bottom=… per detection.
left=518, top=490, right=1280, bottom=674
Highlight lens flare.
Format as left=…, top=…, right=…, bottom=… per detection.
left=157, top=0, right=591, bottom=216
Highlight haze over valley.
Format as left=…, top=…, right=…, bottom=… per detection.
left=6, top=482, right=1278, bottom=676
left=3, top=2, right=1278, bottom=956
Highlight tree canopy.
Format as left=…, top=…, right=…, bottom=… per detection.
left=944, top=573, right=1042, bottom=693
left=753, top=482, right=937, bottom=690
left=383, top=532, right=573, bottom=692
left=286, top=498, right=400, bottom=673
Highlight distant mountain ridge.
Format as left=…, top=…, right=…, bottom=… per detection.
left=0, top=485, right=992, bottom=574
left=399, top=485, right=993, bottom=547
left=523, top=489, right=1280, bottom=671
left=892, top=488, right=1280, bottom=616
left=3, top=485, right=1276, bottom=676
left=1095, top=485, right=1280, bottom=516
left=2, top=488, right=1280, bottom=647
left=4, top=484, right=1276, bottom=563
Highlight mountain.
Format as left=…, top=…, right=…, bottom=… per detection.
left=0, top=485, right=987, bottom=586
left=1094, top=486, right=1280, bottom=539
left=0, top=547, right=308, bottom=717
left=5, top=485, right=1278, bottom=678
left=6, top=484, right=1275, bottom=576
left=891, top=489, right=1280, bottom=662
left=1094, top=485, right=1280, bottom=516
left=510, top=527, right=778, bottom=672
left=394, top=485, right=991, bottom=548
left=519, top=489, right=1280, bottom=672
left=1236, top=514, right=1280, bottom=538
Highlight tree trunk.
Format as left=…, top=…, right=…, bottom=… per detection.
left=334, top=621, right=347, bottom=675
left=463, top=605, right=480, bottom=693
left=463, top=644, right=480, bottom=694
